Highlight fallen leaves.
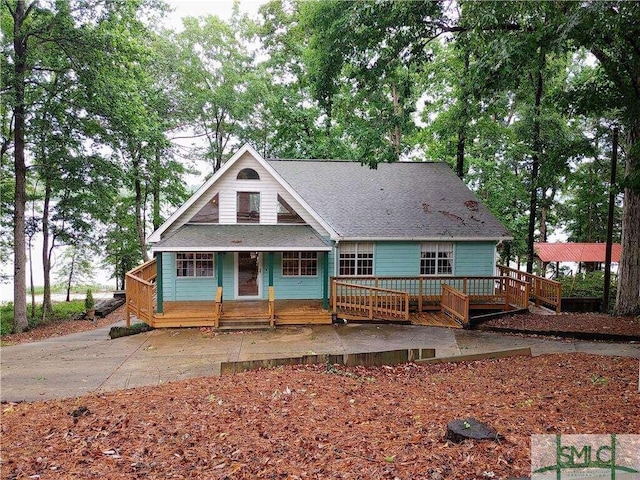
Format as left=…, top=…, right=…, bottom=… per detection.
left=482, top=312, right=640, bottom=337
left=1, top=353, right=638, bottom=479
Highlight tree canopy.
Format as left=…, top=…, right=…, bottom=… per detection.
left=3, top=0, right=639, bottom=331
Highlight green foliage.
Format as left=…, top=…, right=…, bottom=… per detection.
left=557, top=271, right=617, bottom=301
left=173, top=11, right=261, bottom=172
left=0, top=300, right=86, bottom=336
left=84, top=290, right=95, bottom=310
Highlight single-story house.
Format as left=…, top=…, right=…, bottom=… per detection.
left=126, top=144, right=560, bottom=328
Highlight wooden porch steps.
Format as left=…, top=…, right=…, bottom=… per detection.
left=275, top=313, right=332, bottom=325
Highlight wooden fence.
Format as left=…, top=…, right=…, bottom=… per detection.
left=125, top=258, right=157, bottom=327
left=441, top=284, right=470, bottom=325
left=497, top=265, right=562, bottom=312
left=332, top=281, right=410, bottom=320
left=331, top=276, right=531, bottom=325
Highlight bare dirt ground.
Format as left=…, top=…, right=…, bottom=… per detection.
left=1, top=353, right=638, bottom=479
left=480, top=312, right=640, bottom=338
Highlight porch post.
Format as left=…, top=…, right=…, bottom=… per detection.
left=268, top=252, right=274, bottom=286
left=155, top=252, right=163, bottom=314
left=322, top=251, right=329, bottom=309
left=217, top=252, right=224, bottom=288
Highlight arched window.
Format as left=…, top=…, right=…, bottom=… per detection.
left=237, top=168, right=260, bottom=180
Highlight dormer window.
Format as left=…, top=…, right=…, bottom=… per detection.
left=237, top=168, right=260, bottom=180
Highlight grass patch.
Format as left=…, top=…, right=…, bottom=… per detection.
left=109, top=323, right=153, bottom=339
left=9, top=283, right=111, bottom=296
left=1, top=300, right=86, bottom=336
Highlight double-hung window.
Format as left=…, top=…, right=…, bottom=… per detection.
left=282, top=252, right=318, bottom=276
left=420, top=242, right=454, bottom=275
left=237, top=192, right=260, bottom=223
left=176, top=253, right=215, bottom=277
left=339, top=242, right=374, bottom=276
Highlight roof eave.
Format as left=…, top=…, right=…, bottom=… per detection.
left=151, top=246, right=332, bottom=253
left=335, top=236, right=514, bottom=242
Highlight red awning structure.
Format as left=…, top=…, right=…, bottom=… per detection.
left=534, top=242, right=622, bottom=263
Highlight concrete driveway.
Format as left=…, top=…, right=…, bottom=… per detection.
left=1, top=321, right=638, bottom=403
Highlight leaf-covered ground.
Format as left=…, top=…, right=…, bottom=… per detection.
left=0, top=307, right=127, bottom=346
left=2, top=353, right=638, bottom=479
left=480, top=312, right=640, bottom=337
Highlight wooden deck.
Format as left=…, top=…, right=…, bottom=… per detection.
left=410, top=312, right=463, bottom=328
left=145, top=300, right=460, bottom=329
left=151, top=299, right=332, bottom=328
left=126, top=260, right=560, bottom=330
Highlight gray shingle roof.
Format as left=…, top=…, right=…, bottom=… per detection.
left=152, top=224, right=331, bottom=251
left=268, top=160, right=511, bottom=240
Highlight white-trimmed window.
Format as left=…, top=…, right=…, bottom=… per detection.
left=176, top=252, right=215, bottom=277
left=339, top=242, right=374, bottom=276
left=420, top=242, right=454, bottom=275
left=282, top=252, right=317, bottom=276
left=237, top=192, right=260, bottom=223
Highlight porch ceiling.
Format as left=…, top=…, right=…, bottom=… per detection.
left=151, top=224, right=332, bottom=252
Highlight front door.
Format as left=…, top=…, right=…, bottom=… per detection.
left=236, top=252, right=261, bottom=298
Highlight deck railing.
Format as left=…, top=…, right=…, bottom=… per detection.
left=125, top=258, right=158, bottom=327
left=268, top=286, right=275, bottom=327
left=497, top=265, right=562, bottom=312
left=332, top=281, right=410, bottom=320
left=441, top=284, right=470, bottom=325
left=499, top=276, right=530, bottom=310
left=331, top=276, right=531, bottom=322
left=334, top=276, right=517, bottom=308
left=214, top=286, right=223, bottom=328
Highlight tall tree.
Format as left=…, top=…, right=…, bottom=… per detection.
left=2, top=0, right=170, bottom=331
left=300, top=0, right=443, bottom=163
left=174, top=11, right=259, bottom=172
left=566, top=2, right=640, bottom=315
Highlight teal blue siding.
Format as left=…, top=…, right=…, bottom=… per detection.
left=327, top=246, right=335, bottom=277
left=159, top=241, right=495, bottom=302
left=161, top=252, right=217, bottom=301
left=453, top=242, right=496, bottom=276
left=161, top=253, right=175, bottom=300
left=374, top=242, right=420, bottom=276
left=263, top=253, right=323, bottom=299
left=222, top=253, right=235, bottom=301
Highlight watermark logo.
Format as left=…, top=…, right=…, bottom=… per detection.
left=532, top=434, right=640, bottom=479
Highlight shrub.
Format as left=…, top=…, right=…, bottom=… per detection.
left=558, top=271, right=617, bottom=303
left=85, top=290, right=95, bottom=310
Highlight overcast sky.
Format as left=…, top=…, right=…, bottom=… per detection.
left=163, top=0, right=267, bottom=29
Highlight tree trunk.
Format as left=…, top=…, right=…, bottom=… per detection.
left=12, top=0, right=29, bottom=333
left=526, top=47, right=545, bottom=274
left=65, top=250, right=75, bottom=302
left=390, top=82, right=402, bottom=160
left=152, top=147, right=162, bottom=230
left=455, top=44, right=471, bottom=179
left=615, top=122, right=640, bottom=315
left=41, top=176, right=53, bottom=320
left=133, top=154, right=149, bottom=262
left=28, top=232, right=35, bottom=320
